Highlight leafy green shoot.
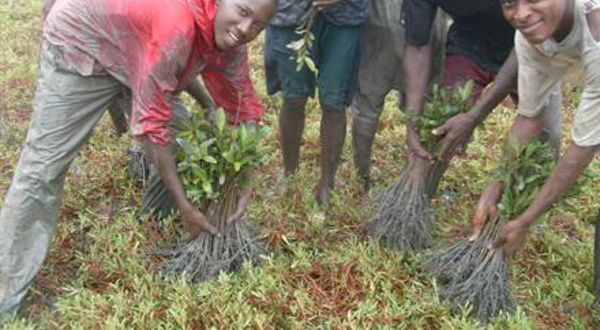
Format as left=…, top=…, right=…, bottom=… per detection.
left=495, top=136, right=557, bottom=219
left=176, top=108, right=268, bottom=205
left=406, top=81, right=474, bottom=151
left=286, top=7, right=318, bottom=73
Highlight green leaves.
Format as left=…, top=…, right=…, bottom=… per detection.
left=286, top=8, right=318, bottom=73
left=407, top=81, right=474, bottom=151
left=176, top=107, right=267, bottom=205
left=495, top=136, right=557, bottom=219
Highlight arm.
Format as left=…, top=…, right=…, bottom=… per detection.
left=226, top=120, right=257, bottom=224
left=185, top=77, right=217, bottom=112
left=404, top=43, right=434, bottom=160
left=493, top=142, right=598, bottom=257
left=471, top=112, right=545, bottom=238
left=128, top=25, right=218, bottom=237
left=435, top=49, right=519, bottom=159
left=201, top=51, right=261, bottom=221
left=401, top=0, right=440, bottom=160
left=143, top=142, right=218, bottom=236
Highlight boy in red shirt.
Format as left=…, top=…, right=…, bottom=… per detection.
left=0, top=0, right=276, bottom=322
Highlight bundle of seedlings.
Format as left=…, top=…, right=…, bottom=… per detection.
left=426, top=137, right=556, bottom=322
left=157, top=108, right=267, bottom=282
left=366, top=82, right=473, bottom=251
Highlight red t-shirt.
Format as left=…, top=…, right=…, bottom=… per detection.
left=44, top=0, right=262, bottom=145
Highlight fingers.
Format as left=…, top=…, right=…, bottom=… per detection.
left=489, top=234, right=505, bottom=251
left=469, top=207, right=486, bottom=241
left=185, top=214, right=218, bottom=237
left=199, top=220, right=219, bottom=236
left=438, top=137, right=460, bottom=161
left=408, top=137, right=434, bottom=160
left=188, top=224, right=200, bottom=239
left=469, top=203, right=498, bottom=241
left=226, top=209, right=243, bottom=225
left=432, top=122, right=449, bottom=137
left=227, top=188, right=252, bottom=225
left=413, top=146, right=434, bottom=161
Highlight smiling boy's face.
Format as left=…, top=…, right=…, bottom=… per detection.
left=500, top=0, right=568, bottom=44
left=213, top=0, right=277, bottom=50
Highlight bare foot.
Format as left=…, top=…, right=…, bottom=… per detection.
left=315, top=181, right=332, bottom=206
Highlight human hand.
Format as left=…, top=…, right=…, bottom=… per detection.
left=226, top=185, right=253, bottom=225
left=470, top=181, right=504, bottom=241
left=180, top=204, right=218, bottom=238
left=490, top=219, right=530, bottom=259
left=433, top=112, right=478, bottom=160
left=407, top=125, right=434, bottom=161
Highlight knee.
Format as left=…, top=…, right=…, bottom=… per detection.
left=283, top=97, right=308, bottom=110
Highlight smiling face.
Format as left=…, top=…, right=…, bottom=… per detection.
left=213, top=0, right=277, bottom=50
left=500, top=0, right=569, bottom=44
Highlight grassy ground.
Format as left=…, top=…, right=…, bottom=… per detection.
left=1, top=1, right=599, bottom=329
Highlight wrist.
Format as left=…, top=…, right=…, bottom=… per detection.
left=466, top=108, right=484, bottom=125
left=177, top=199, right=194, bottom=214
left=514, top=216, right=534, bottom=230
left=489, top=180, right=504, bottom=192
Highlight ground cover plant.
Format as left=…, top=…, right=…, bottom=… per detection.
left=426, top=138, right=556, bottom=323
left=156, top=108, right=266, bottom=282
left=1, top=1, right=600, bottom=328
left=366, top=82, right=473, bottom=251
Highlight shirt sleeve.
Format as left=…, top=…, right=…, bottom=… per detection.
left=574, top=46, right=600, bottom=146
left=515, top=33, right=564, bottom=118
left=403, top=0, right=438, bottom=46
left=200, top=45, right=263, bottom=124
left=129, top=34, right=193, bottom=145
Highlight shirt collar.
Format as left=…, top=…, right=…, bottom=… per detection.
left=187, top=0, right=219, bottom=53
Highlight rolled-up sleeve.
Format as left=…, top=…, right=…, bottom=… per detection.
left=574, top=46, right=600, bottom=146
left=403, top=0, right=438, bottom=46
left=201, top=46, right=262, bottom=124
left=129, top=34, right=193, bottom=145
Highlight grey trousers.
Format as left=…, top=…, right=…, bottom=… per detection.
left=349, top=0, right=447, bottom=123
left=0, top=41, right=186, bottom=323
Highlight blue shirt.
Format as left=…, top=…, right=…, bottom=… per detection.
left=403, top=0, right=514, bottom=72
left=270, top=0, right=368, bottom=27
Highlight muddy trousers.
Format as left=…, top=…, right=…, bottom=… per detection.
left=0, top=41, right=184, bottom=323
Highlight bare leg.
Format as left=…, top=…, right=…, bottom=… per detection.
left=279, top=97, right=307, bottom=176
left=316, top=104, right=347, bottom=205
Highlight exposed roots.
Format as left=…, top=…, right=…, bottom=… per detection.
left=367, top=157, right=448, bottom=252
left=426, top=217, right=515, bottom=323
left=156, top=179, right=262, bottom=282
left=127, top=146, right=150, bottom=182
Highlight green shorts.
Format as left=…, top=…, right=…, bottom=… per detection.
left=265, top=16, right=362, bottom=110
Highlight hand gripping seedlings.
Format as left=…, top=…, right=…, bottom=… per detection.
left=425, top=138, right=556, bottom=323
left=157, top=108, right=267, bottom=282
left=366, top=82, right=473, bottom=252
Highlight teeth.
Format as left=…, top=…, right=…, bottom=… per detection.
left=229, top=31, right=239, bottom=43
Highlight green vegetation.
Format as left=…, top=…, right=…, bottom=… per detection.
left=427, top=139, right=556, bottom=323
left=286, top=7, right=318, bottom=72
left=176, top=108, right=266, bottom=203
left=367, top=83, right=474, bottom=252
left=495, top=137, right=557, bottom=220
left=157, top=108, right=266, bottom=282
left=410, top=81, right=473, bottom=151
left=1, top=1, right=599, bottom=328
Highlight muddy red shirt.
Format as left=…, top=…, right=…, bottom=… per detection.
left=44, top=0, right=262, bottom=145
